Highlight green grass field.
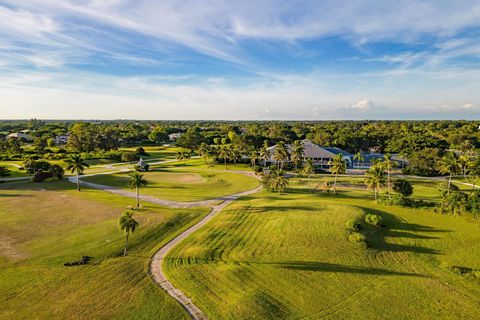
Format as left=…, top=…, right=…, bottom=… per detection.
left=82, top=167, right=260, bottom=202
left=0, top=180, right=210, bottom=319
left=164, top=177, right=480, bottom=319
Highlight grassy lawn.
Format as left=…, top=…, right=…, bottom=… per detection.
left=164, top=178, right=480, bottom=319
left=82, top=167, right=260, bottom=202
left=0, top=180, right=210, bottom=320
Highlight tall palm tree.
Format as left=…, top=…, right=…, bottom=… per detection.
left=302, top=158, right=315, bottom=192
left=118, top=210, right=139, bottom=256
left=353, top=152, right=364, bottom=169
left=459, top=154, right=471, bottom=180
left=176, top=150, right=191, bottom=165
left=468, top=157, right=480, bottom=193
left=364, top=165, right=386, bottom=201
left=290, top=140, right=304, bottom=172
left=438, top=152, right=461, bottom=194
left=273, top=141, right=288, bottom=169
left=383, top=153, right=397, bottom=194
left=128, top=172, right=148, bottom=208
left=268, top=168, right=289, bottom=194
left=65, top=154, right=90, bottom=191
left=197, top=143, right=211, bottom=164
left=249, top=148, right=260, bottom=169
left=259, top=140, right=270, bottom=167
left=329, top=154, right=346, bottom=194
left=217, top=144, right=230, bottom=170
left=230, top=145, right=242, bottom=166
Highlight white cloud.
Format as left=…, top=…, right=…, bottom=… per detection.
left=351, top=100, right=375, bottom=109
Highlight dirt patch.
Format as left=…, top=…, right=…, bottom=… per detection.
left=0, top=237, right=27, bottom=260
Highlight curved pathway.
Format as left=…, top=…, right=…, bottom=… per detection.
left=68, top=168, right=262, bottom=319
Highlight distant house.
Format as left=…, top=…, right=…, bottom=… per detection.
left=54, top=134, right=69, bottom=145
left=353, top=153, right=408, bottom=169
left=6, top=132, right=34, bottom=141
left=168, top=133, right=183, bottom=141
left=266, top=140, right=352, bottom=168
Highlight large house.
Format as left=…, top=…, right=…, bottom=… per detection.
left=266, top=140, right=352, bottom=168
left=353, top=153, right=408, bottom=169
left=6, top=132, right=34, bottom=141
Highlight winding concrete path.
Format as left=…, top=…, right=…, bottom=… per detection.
left=67, top=166, right=262, bottom=319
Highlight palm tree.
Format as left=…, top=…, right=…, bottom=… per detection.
left=290, top=140, right=304, bottom=172
left=65, top=154, right=90, bottom=191
left=273, top=141, right=288, bottom=169
left=268, top=168, right=289, bottom=194
left=459, top=154, right=471, bottom=180
left=176, top=150, right=191, bottom=165
left=438, top=152, right=461, bottom=194
left=230, top=145, right=242, bottom=166
left=259, top=140, right=270, bottom=167
left=217, top=144, right=230, bottom=170
left=329, top=154, right=346, bottom=194
left=383, top=153, right=397, bottom=194
left=468, top=157, right=480, bottom=193
left=197, top=143, right=211, bottom=164
left=364, top=165, right=386, bottom=201
left=249, top=148, right=260, bottom=169
left=302, top=158, right=315, bottom=192
left=353, top=152, right=364, bottom=169
left=128, top=172, right=148, bottom=208
left=118, top=210, right=139, bottom=256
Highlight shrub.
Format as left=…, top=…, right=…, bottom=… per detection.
left=469, top=191, right=480, bottom=216
left=437, top=192, right=469, bottom=215
left=348, top=232, right=366, bottom=243
left=121, top=151, right=139, bottom=162
left=32, top=170, right=53, bottom=182
left=365, top=214, right=383, bottom=227
left=0, top=166, right=11, bottom=177
left=393, top=179, right=413, bottom=197
left=345, top=218, right=360, bottom=231
left=136, top=147, right=150, bottom=156
left=437, top=180, right=460, bottom=193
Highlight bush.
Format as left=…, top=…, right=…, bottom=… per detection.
left=393, top=179, right=413, bottom=197
left=253, top=165, right=264, bottom=173
left=437, top=179, right=460, bottom=193
left=437, top=191, right=469, bottom=215
left=136, top=147, right=150, bottom=156
left=469, top=191, right=480, bottom=216
left=365, top=214, right=383, bottom=227
left=348, top=232, right=366, bottom=243
left=345, top=218, right=360, bottom=231
left=121, top=151, right=139, bottom=162
left=32, top=170, right=53, bottom=182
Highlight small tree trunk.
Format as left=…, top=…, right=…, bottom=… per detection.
left=123, top=232, right=129, bottom=256
left=136, top=186, right=140, bottom=208
left=334, top=174, right=338, bottom=194
left=308, top=174, right=311, bottom=192
left=76, top=171, right=80, bottom=191
left=448, top=172, right=452, bottom=194
left=374, top=188, right=377, bottom=201
left=224, top=157, right=227, bottom=170
left=387, top=170, right=391, bottom=193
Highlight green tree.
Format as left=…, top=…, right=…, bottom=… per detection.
left=176, top=150, right=191, bottom=165
left=65, top=154, right=89, bottom=191
left=383, top=153, right=397, bottom=193
left=118, top=210, right=139, bottom=256
left=290, top=140, right=304, bottom=172
left=265, top=168, right=289, bottom=194
left=353, top=152, right=364, bottom=169
left=273, top=141, right=288, bottom=169
left=393, top=179, right=413, bottom=197
left=364, top=165, right=386, bottom=200
left=259, top=140, right=270, bottom=167
left=438, top=152, right=461, bottom=194
left=128, top=172, right=148, bottom=208
left=329, top=154, right=346, bottom=194
left=249, top=147, right=260, bottom=169
left=197, top=143, right=211, bottom=164
left=468, top=157, right=480, bottom=193
left=217, top=144, right=230, bottom=170
left=302, top=159, right=315, bottom=192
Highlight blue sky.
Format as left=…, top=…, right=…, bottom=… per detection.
left=0, top=0, right=479, bottom=120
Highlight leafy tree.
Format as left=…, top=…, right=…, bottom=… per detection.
left=175, top=150, right=191, bottom=165
left=248, top=147, right=260, bottom=169
left=217, top=144, right=230, bottom=170
left=364, top=164, right=386, bottom=200
left=468, top=157, right=480, bottom=192
left=329, top=154, right=346, bottom=194
left=290, top=140, right=304, bottom=172
left=148, top=128, right=168, bottom=144
left=438, top=152, right=461, bottom=194
left=302, top=159, right=315, bottom=192
left=121, top=151, right=139, bottom=162
left=403, top=148, right=443, bottom=176
left=393, top=179, right=413, bottom=197
left=118, top=210, right=139, bottom=256
left=197, top=143, right=211, bottom=164
left=48, top=164, right=65, bottom=180
left=259, top=140, right=270, bottom=167
left=128, top=172, right=148, bottom=208
left=65, top=154, right=90, bottom=191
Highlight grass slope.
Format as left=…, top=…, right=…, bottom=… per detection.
left=165, top=178, right=480, bottom=319
left=82, top=168, right=259, bottom=202
left=0, top=180, right=210, bottom=319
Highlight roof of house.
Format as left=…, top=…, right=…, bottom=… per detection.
left=323, top=147, right=353, bottom=157
left=268, top=140, right=338, bottom=159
